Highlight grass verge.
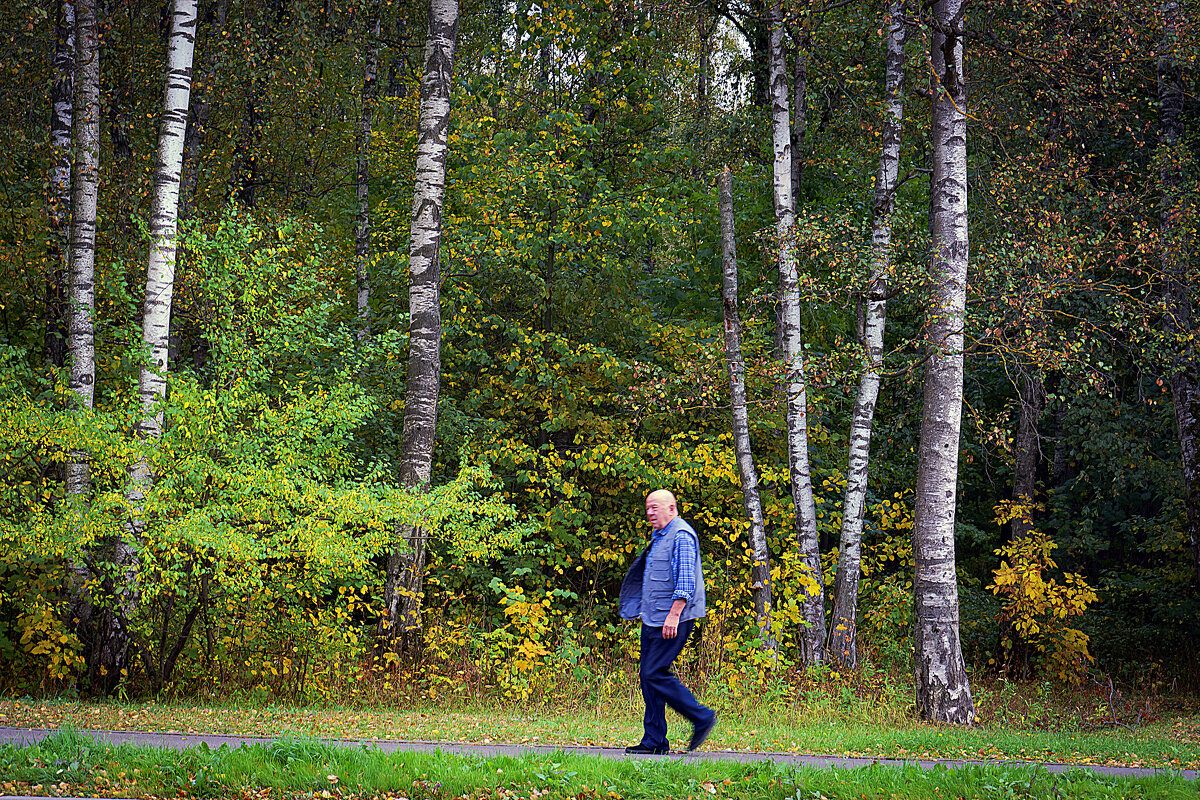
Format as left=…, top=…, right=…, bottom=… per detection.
left=1, top=697, right=1199, bottom=772
left=0, top=728, right=1196, bottom=800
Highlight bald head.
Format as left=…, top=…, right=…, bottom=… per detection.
left=645, top=490, right=678, bottom=531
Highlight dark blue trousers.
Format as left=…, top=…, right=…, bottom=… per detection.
left=638, top=620, right=715, bottom=750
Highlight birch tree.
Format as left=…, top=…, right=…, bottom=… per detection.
left=790, top=28, right=809, bottom=213
left=64, top=0, right=112, bottom=686
left=1159, top=0, right=1200, bottom=585
left=355, top=1, right=381, bottom=342
left=380, top=0, right=459, bottom=649
left=770, top=0, right=825, bottom=666
left=719, top=167, right=774, bottom=653
left=697, top=19, right=712, bottom=121
left=45, top=0, right=75, bottom=370
left=911, top=0, right=975, bottom=723
left=127, top=0, right=199, bottom=597
left=829, top=1, right=907, bottom=670
left=66, top=0, right=101, bottom=499
left=55, top=0, right=87, bottom=662
left=179, top=0, right=228, bottom=219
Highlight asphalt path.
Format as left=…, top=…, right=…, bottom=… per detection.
left=0, top=725, right=1195, bottom=800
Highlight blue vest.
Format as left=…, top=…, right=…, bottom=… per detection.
left=619, top=517, right=706, bottom=626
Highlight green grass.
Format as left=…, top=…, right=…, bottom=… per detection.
left=0, top=727, right=1195, bottom=800
left=2, top=693, right=1199, bottom=772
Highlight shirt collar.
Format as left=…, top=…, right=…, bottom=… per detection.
left=653, top=517, right=678, bottom=538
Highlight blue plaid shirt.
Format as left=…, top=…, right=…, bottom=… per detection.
left=655, top=517, right=697, bottom=601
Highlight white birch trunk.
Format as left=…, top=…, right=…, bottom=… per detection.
left=54, top=0, right=95, bottom=655
left=1159, top=0, right=1200, bottom=585
left=719, top=167, right=774, bottom=653
left=355, top=2, right=381, bottom=342
left=46, top=0, right=75, bottom=370
left=128, top=0, right=198, bottom=563
left=830, top=2, right=907, bottom=670
left=66, top=0, right=128, bottom=690
left=180, top=0, right=227, bottom=219
left=912, top=0, right=975, bottom=724
left=770, top=2, right=825, bottom=666
left=790, top=33, right=808, bottom=214
left=65, top=0, right=101, bottom=499
left=381, top=0, right=459, bottom=648
left=113, top=1, right=200, bottom=678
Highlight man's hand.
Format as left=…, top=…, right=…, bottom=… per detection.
left=663, top=599, right=687, bottom=639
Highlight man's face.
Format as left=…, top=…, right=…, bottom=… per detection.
left=646, top=495, right=676, bottom=530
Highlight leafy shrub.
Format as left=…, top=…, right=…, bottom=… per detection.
left=987, top=505, right=1098, bottom=684
left=0, top=214, right=527, bottom=697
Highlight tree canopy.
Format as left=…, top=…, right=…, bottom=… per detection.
left=0, top=0, right=1197, bottom=702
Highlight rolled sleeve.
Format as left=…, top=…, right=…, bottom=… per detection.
left=672, top=529, right=697, bottom=601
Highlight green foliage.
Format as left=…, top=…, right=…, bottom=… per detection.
left=1, top=0, right=1198, bottom=701
left=0, top=214, right=526, bottom=696
left=2, top=726, right=1198, bottom=800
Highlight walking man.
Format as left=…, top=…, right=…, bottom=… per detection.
left=620, top=489, right=718, bottom=754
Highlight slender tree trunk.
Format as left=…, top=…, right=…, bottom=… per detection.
left=355, top=1, right=381, bottom=342
left=380, top=0, right=459, bottom=650
left=999, top=371, right=1044, bottom=678
left=176, top=0, right=226, bottom=373
left=542, top=200, right=557, bottom=334
left=386, top=50, right=412, bottom=98
left=790, top=31, right=808, bottom=213
left=66, top=0, right=101, bottom=498
left=46, top=0, right=75, bottom=371
left=68, top=0, right=130, bottom=691
left=125, top=0, right=199, bottom=654
left=1048, top=396, right=1070, bottom=488
left=912, top=0, right=975, bottom=724
left=718, top=167, right=774, bottom=653
left=1010, top=374, right=1044, bottom=540
left=1159, top=0, right=1200, bottom=585
left=180, top=0, right=228, bottom=219
left=107, top=55, right=133, bottom=163
left=769, top=1, right=825, bottom=666
left=228, top=95, right=260, bottom=207
left=56, top=0, right=92, bottom=670
left=830, top=2, right=907, bottom=671
left=538, top=42, right=551, bottom=108
left=697, top=13, right=720, bottom=122
left=691, top=18, right=715, bottom=180
left=132, top=0, right=199, bottom=499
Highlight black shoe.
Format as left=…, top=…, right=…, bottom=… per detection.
left=624, top=743, right=669, bottom=755
left=688, top=712, right=718, bottom=752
